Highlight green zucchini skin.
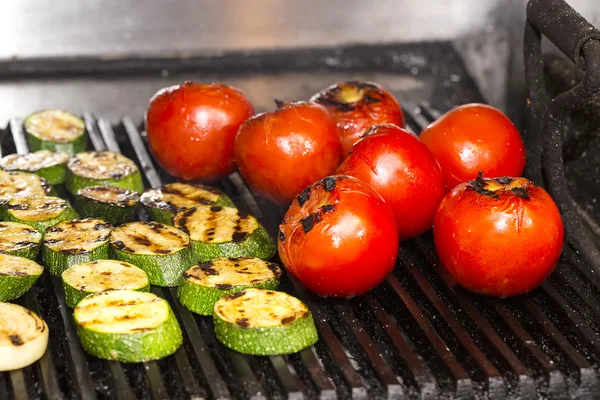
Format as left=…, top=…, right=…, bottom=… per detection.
left=191, top=224, right=275, bottom=262
left=65, top=151, right=145, bottom=195
left=0, top=222, right=42, bottom=260
left=0, top=151, right=69, bottom=185
left=213, top=289, right=318, bottom=355
left=42, top=219, right=112, bottom=276
left=24, top=110, right=87, bottom=155
left=0, top=255, right=44, bottom=302
left=74, top=290, right=183, bottom=362
left=1, top=196, right=79, bottom=233
left=73, top=186, right=140, bottom=225
left=177, top=258, right=282, bottom=315
left=109, top=222, right=196, bottom=287
left=62, top=260, right=149, bottom=308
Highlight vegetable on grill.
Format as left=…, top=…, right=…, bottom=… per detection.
left=213, top=288, right=318, bottom=355
left=173, top=205, right=275, bottom=262
left=65, top=151, right=144, bottom=195
left=0, top=150, right=69, bottom=185
left=1, top=196, right=78, bottom=233
left=0, top=302, right=49, bottom=371
left=178, top=257, right=282, bottom=315
left=62, top=259, right=149, bottom=308
left=42, top=218, right=112, bottom=276
left=0, top=222, right=43, bottom=260
left=24, top=109, right=86, bottom=155
left=0, top=170, right=53, bottom=203
left=140, top=182, right=234, bottom=225
left=109, top=221, right=195, bottom=286
left=74, top=290, right=182, bottom=362
left=74, top=185, right=140, bottom=225
left=0, top=254, right=44, bottom=302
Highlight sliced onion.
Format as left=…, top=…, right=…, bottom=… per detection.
left=0, top=302, right=48, bottom=371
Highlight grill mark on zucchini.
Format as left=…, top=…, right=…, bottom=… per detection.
left=173, top=205, right=258, bottom=244
left=24, top=110, right=84, bottom=142
left=43, top=218, right=113, bottom=253
left=141, top=183, right=224, bottom=214
left=77, top=186, right=139, bottom=207
left=183, top=257, right=282, bottom=288
left=110, top=221, right=190, bottom=256
left=6, top=196, right=68, bottom=221
left=68, top=151, right=139, bottom=180
left=0, top=171, right=52, bottom=200
left=0, top=222, right=42, bottom=253
left=0, top=150, right=69, bottom=172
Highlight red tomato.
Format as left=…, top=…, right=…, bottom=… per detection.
left=433, top=175, right=564, bottom=297
left=278, top=175, right=399, bottom=297
left=337, top=124, right=446, bottom=240
left=234, top=102, right=343, bottom=205
left=145, top=82, right=254, bottom=181
left=310, top=81, right=405, bottom=155
left=419, top=103, right=526, bottom=190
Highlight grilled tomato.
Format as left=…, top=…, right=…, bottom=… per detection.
left=310, top=81, right=405, bottom=155
left=234, top=101, right=343, bottom=205
left=145, top=82, right=254, bottom=181
left=433, top=175, right=564, bottom=297
left=419, top=103, right=526, bottom=190
left=337, top=124, right=446, bottom=240
left=278, top=175, right=399, bottom=297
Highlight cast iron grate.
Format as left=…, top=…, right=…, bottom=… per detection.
left=1, top=104, right=600, bottom=400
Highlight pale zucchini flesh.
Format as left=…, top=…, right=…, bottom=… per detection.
left=0, top=222, right=43, bottom=260
left=213, top=289, right=318, bottom=355
left=24, top=109, right=86, bottom=155
left=0, top=302, right=49, bottom=371
left=1, top=196, right=79, bottom=233
left=0, top=170, right=53, bottom=202
left=0, top=254, right=44, bottom=301
left=0, top=150, right=69, bottom=185
left=109, top=221, right=195, bottom=286
left=178, top=257, right=282, bottom=315
left=62, top=260, right=149, bottom=308
left=74, top=185, right=139, bottom=225
left=74, top=290, right=182, bottom=362
left=173, top=205, right=276, bottom=262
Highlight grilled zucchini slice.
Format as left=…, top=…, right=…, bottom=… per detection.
left=0, top=303, right=49, bottom=371
left=0, top=222, right=43, bottom=260
left=74, top=290, right=182, bottom=362
left=66, top=151, right=144, bottom=195
left=62, top=260, right=149, bottom=308
left=0, top=150, right=69, bottom=185
left=178, top=257, right=282, bottom=315
left=173, top=205, right=275, bottom=262
left=42, top=218, right=112, bottom=275
left=0, top=170, right=53, bottom=203
left=74, top=185, right=140, bottom=225
left=24, top=109, right=86, bottom=155
left=109, top=221, right=195, bottom=286
left=140, top=182, right=235, bottom=225
left=213, top=288, right=318, bottom=355
left=0, top=254, right=43, bottom=301
left=1, top=196, right=78, bottom=233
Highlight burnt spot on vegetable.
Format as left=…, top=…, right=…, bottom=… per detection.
left=155, top=249, right=173, bottom=254
left=111, top=240, right=135, bottom=253
left=301, top=214, right=315, bottom=233
left=322, top=177, right=336, bottom=191
left=232, top=231, right=249, bottom=242
left=281, top=316, right=296, bottom=325
left=236, top=318, right=250, bottom=328
left=44, top=239, right=61, bottom=245
left=363, top=94, right=380, bottom=104
left=496, top=177, right=513, bottom=185
left=274, top=99, right=285, bottom=108
left=181, top=208, right=197, bottom=218
left=236, top=210, right=250, bottom=220
left=216, top=283, right=233, bottom=290
left=313, top=211, right=322, bottom=223
left=267, top=262, right=283, bottom=277
left=14, top=241, right=36, bottom=247
left=511, top=187, right=530, bottom=200
left=469, top=172, right=499, bottom=199
left=109, top=172, right=125, bottom=179
left=210, top=206, right=223, bottom=213
left=8, top=203, right=29, bottom=210
left=278, top=229, right=285, bottom=242
left=297, top=187, right=310, bottom=206
left=93, top=222, right=112, bottom=231
left=177, top=221, right=190, bottom=235
left=321, top=204, right=335, bottom=213
left=133, top=236, right=152, bottom=246
left=60, top=248, right=89, bottom=255
left=226, top=291, right=246, bottom=300
left=9, top=335, right=23, bottom=346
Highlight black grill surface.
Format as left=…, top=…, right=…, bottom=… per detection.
left=1, top=106, right=600, bottom=400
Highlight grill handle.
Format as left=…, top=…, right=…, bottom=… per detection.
left=527, top=0, right=600, bottom=68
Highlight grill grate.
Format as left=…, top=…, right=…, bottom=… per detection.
left=1, top=103, right=600, bottom=399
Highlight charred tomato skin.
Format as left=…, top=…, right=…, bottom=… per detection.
left=145, top=82, right=254, bottom=181
left=433, top=176, right=564, bottom=297
left=278, top=175, right=399, bottom=298
left=419, top=103, right=526, bottom=190
left=337, top=124, right=446, bottom=240
left=310, top=81, right=405, bottom=155
left=234, top=101, right=343, bottom=205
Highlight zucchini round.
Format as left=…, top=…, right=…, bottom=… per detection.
left=213, top=288, right=318, bottom=355
left=0, top=254, right=44, bottom=301
left=74, top=290, right=182, bottom=362
left=0, top=170, right=53, bottom=203
left=0, top=302, right=49, bottom=371
left=140, top=182, right=235, bottom=225
left=109, top=221, right=195, bottom=286
left=178, top=257, right=282, bottom=315
left=173, top=205, right=276, bottom=262
left=42, top=218, right=112, bottom=276
left=66, top=151, right=144, bottom=195
left=62, top=260, right=149, bottom=308
left=0, top=222, right=43, bottom=260
left=74, top=185, right=140, bottom=225
left=1, top=196, right=78, bottom=233
left=0, top=150, right=69, bottom=185
left=24, top=109, right=86, bottom=155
